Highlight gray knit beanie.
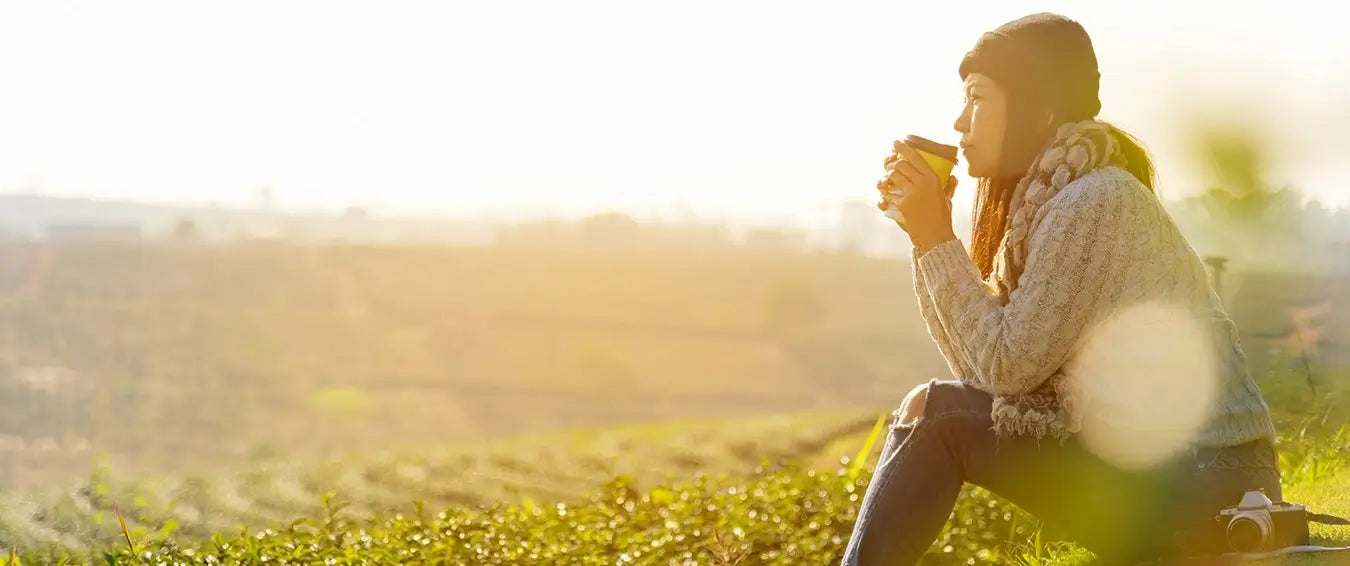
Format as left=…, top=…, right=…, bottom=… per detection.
left=958, top=13, right=1102, bottom=123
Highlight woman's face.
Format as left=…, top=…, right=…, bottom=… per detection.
left=953, top=73, right=1007, bottom=178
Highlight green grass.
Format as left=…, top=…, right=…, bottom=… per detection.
left=2, top=425, right=1341, bottom=565
left=3, top=372, right=1350, bottom=564
left=10, top=425, right=1334, bottom=566
left=0, top=409, right=880, bottom=559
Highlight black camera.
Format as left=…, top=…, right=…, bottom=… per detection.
left=1198, top=490, right=1310, bottom=554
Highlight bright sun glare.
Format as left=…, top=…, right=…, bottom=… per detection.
left=0, top=1, right=1344, bottom=219
left=1070, top=303, right=1223, bottom=470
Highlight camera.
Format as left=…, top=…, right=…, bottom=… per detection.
left=1200, top=490, right=1310, bottom=554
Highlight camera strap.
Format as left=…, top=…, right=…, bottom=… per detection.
left=1309, top=512, right=1350, bottom=526
left=1221, top=544, right=1350, bottom=562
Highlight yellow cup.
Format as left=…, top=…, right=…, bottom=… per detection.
left=883, top=134, right=959, bottom=225
left=906, top=135, right=959, bottom=187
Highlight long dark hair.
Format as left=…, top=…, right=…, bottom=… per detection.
left=968, top=99, right=1157, bottom=280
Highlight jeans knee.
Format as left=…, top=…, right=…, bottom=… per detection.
left=910, top=379, right=993, bottom=420
left=896, top=383, right=930, bottom=425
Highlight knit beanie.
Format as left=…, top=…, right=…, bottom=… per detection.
left=959, top=13, right=1102, bottom=122
left=958, top=13, right=1102, bottom=177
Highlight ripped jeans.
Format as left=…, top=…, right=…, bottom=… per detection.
left=840, top=379, right=1282, bottom=565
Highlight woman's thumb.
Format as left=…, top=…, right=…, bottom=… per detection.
left=945, top=176, right=958, bottom=200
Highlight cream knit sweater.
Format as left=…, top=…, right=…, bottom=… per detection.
left=913, top=166, right=1276, bottom=449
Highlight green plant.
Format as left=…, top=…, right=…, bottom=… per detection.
left=8, top=369, right=1350, bottom=565
left=845, top=413, right=886, bottom=485
left=1279, top=406, right=1350, bottom=486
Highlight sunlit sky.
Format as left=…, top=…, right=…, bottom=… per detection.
left=0, top=1, right=1345, bottom=222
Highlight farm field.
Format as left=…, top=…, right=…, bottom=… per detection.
left=0, top=241, right=1347, bottom=563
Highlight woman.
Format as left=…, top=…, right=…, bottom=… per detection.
left=843, top=13, right=1281, bottom=565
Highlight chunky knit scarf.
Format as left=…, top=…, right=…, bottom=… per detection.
left=985, top=119, right=1127, bottom=440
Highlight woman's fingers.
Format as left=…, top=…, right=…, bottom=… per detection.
left=889, top=158, right=922, bottom=187
left=892, top=143, right=937, bottom=184
left=880, top=154, right=902, bottom=191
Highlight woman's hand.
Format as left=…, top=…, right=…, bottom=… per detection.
left=876, top=140, right=958, bottom=253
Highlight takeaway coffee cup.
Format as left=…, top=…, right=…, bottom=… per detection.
left=882, top=135, right=960, bottom=224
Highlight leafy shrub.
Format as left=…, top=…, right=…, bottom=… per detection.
left=9, top=462, right=1049, bottom=566
left=8, top=376, right=1348, bottom=566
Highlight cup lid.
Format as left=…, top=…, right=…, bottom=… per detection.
left=904, top=135, right=959, bottom=163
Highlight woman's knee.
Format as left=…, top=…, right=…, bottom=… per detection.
left=897, top=383, right=929, bottom=425
left=896, top=380, right=993, bottom=425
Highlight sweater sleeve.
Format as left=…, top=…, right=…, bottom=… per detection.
left=911, top=253, right=975, bottom=382
left=914, top=178, right=1147, bottom=396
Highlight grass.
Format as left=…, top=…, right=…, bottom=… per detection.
left=1, top=362, right=1347, bottom=564
left=0, top=399, right=1345, bottom=565
left=0, top=409, right=880, bottom=557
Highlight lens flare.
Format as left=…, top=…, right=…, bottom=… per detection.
left=1068, top=303, right=1221, bottom=470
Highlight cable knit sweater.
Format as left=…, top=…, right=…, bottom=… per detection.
left=912, top=165, right=1276, bottom=449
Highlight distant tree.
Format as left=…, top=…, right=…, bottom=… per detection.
left=494, top=219, right=575, bottom=247
left=645, top=222, right=733, bottom=250
left=743, top=228, right=806, bottom=254
left=1171, top=116, right=1306, bottom=267
left=173, top=216, right=200, bottom=242
left=578, top=212, right=642, bottom=247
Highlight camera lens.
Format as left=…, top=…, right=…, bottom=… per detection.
left=1227, top=512, right=1271, bottom=552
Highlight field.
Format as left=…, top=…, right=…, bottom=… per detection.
left=0, top=241, right=957, bottom=489
left=0, top=240, right=1348, bottom=563
left=3, top=370, right=1349, bottom=564
left=0, top=408, right=881, bottom=550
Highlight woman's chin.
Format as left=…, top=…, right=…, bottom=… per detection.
left=966, top=163, right=996, bottom=178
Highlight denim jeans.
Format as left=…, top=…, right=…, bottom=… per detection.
left=840, top=379, right=1282, bottom=565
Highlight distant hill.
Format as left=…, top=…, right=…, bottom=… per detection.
left=0, top=193, right=496, bottom=245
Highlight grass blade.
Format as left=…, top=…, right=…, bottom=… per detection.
left=847, top=413, right=887, bottom=482
left=114, top=504, right=135, bottom=555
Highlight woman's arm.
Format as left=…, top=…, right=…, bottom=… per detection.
left=915, top=175, right=1152, bottom=396
left=912, top=255, right=975, bottom=382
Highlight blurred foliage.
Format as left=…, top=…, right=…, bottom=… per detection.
left=311, top=387, right=371, bottom=419
left=12, top=419, right=1347, bottom=565
left=14, top=465, right=1043, bottom=566
left=172, top=217, right=201, bottom=242
left=577, top=212, right=643, bottom=248
left=1190, top=118, right=1269, bottom=207
left=1168, top=113, right=1339, bottom=271
left=3, top=368, right=1350, bottom=564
